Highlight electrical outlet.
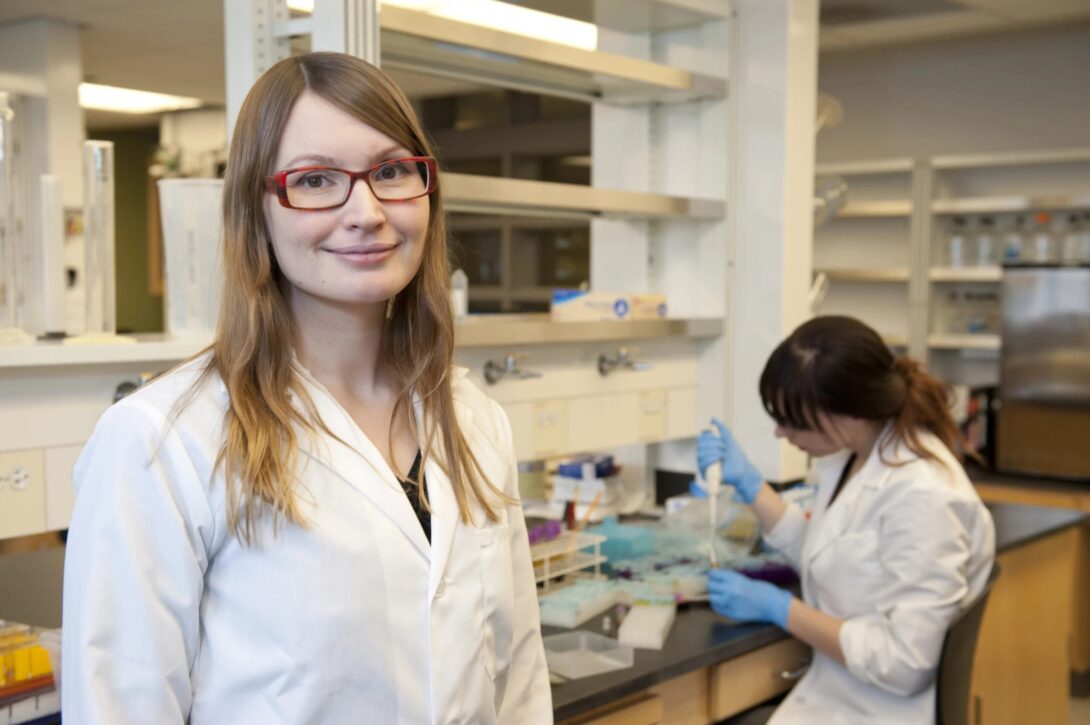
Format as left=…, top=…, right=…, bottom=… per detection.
left=0, top=449, right=46, bottom=539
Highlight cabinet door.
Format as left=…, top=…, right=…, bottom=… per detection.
left=969, top=531, right=1076, bottom=724
left=567, top=393, right=639, bottom=451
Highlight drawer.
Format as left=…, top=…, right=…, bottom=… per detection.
left=559, top=693, right=663, bottom=725
left=708, top=637, right=812, bottom=721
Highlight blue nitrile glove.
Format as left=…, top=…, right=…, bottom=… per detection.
left=696, top=417, right=763, bottom=504
left=707, top=569, right=793, bottom=628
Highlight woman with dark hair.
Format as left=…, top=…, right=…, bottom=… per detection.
left=62, top=52, right=550, bottom=723
left=697, top=315, right=994, bottom=724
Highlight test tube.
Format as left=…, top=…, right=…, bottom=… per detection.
left=82, top=140, right=116, bottom=336
left=39, top=175, right=66, bottom=337
left=0, top=93, right=16, bottom=330
left=0, top=93, right=33, bottom=345
left=705, top=456, right=721, bottom=569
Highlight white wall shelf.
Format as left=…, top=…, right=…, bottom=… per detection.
left=928, top=334, right=1001, bottom=351
left=929, top=266, right=1002, bottom=283
left=836, top=200, right=912, bottom=218
left=444, top=173, right=724, bottom=220
left=816, top=158, right=914, bottom=176
left=0, top=335, right=212, bottom=370
left=378, top=6, right=727, bottom=104
left=0, top=318, right=725, bottom=370
left=507, top=0, right=730, bottom=33
left=931, top=148, right=1090, bottom=171
left=931, top=195, right=1090, bottom=215
left=882, top=334, right=909, bottom=348
left=457, top=315, right=723, bottom=347
left=817, top=267, right=910, bottom=282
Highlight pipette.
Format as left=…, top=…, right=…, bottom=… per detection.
left=705, top=456, right=721, bottom=569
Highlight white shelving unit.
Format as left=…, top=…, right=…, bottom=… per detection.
left=813, top=158, right=917, bottom=351
left=925, top=147, right=1090, bottom=386
left=813, top=148, right=1090, bottom=388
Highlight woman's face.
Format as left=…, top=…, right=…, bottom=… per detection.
left=264, top=91, right=429, bottom=312
left=774, top=412, right=852, bottom=457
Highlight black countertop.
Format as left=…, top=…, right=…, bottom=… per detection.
left=989, top=501, right=1088, bottom=553
left=550, top=500, right=1087, bottom=721
left=548, top=609, right=789, bottom=722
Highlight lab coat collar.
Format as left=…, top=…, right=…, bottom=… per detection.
left=292, top=363, right=433, bottom=562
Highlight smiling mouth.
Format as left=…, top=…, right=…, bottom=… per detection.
left=326, top=243, right=399, bottom=256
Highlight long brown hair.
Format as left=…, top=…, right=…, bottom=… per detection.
left=204, top=52, right=504, bottom=542
left=758, top=315, right=960, bottom=465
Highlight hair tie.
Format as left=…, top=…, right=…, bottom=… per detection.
left=893, top=356, right=918, bottom=386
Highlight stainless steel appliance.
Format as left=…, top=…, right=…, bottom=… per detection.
left=997, top=264, right=1090, bottom=480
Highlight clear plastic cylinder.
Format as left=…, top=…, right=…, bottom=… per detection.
left=82, top=140, right=116, bottom=336
left=0, top=92, right=16, bottom=330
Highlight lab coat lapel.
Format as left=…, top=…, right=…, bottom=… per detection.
left=803, top=442, right=888, bottom=568
left=411, top=390, right=461, bottom=603
left=294, top=369, right=431, bottom=561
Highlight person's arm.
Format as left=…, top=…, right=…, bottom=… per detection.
left=489, top=400, right=553, bottom=722
left=786, top=598, right=846, bottom=665
left=63, top=401, right=213, bottom=724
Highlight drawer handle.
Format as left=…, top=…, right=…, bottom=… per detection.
left=780, top=662, right=810, bottom=681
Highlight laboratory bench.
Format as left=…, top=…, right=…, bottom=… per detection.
left=551, top=502, right=1088, bottom=725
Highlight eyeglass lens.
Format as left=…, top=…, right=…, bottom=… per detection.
left=284, top=160, right=429, bottom=208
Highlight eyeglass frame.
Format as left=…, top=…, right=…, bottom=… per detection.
left=264, top=156, right=439, bottom=210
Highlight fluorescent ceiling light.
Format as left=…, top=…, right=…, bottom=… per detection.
left=287, top=0, right=597, bottom=50
left=79, top=83, right=203, bottom=114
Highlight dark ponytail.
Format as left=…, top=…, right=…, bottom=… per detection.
left=759, top=316, right=960, bottom=465
left=890, top=356, right=960, bottom=463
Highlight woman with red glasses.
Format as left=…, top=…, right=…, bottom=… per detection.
left=62, top=52, right=551, bottom=724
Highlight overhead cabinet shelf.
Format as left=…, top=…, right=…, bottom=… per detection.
left=506, top=0, right=730, bottom=32
left=929, top=267, right=1002, bottom=283
left=931, top=195, right=1090, bottom=215
left=835, top=200, right=912, bottom=218
left=378, top=6, right=728, bottom=103
left=443, top=172, right=724, bottom=219
left=928, top=334, right=1001, bottom=351
left=816, top=158, right=914, bottom=176
left=456, top=315, right=723, bottom=347
left=816, top=268, right=910, bottom=282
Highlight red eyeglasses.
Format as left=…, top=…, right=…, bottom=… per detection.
left=265, top=156, right=438, bottom=210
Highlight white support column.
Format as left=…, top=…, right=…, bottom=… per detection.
left=224, top=0, right=291, bottom=140
left=729, top=0, right=818, bottom=483
left=312, top=0, right=380, bottom=64
left=0, top=19, right=82, bottom=206
left=0, top=19, right=83, bottom=336
left=224, top=0, right=381, bottom=142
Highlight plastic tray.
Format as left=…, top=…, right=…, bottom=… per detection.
left=543, top=631, right=634, bottom=679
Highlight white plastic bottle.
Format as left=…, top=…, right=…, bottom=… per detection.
left=947, top=217, right=968, bottom=267
left=1061, top=213, right=1082, bottom=264
left=450, top=268, right=469, bottom=320
left=975, top=216, right=996, bottom=267
left=1002, top=216, right=1025, bottom=264
left=1030, top=212, right=1055, bottom=263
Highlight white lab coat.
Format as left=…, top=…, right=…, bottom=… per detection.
left=764, top=424, right=995, bottom=725
left=62, top=354, right=552, bottom=724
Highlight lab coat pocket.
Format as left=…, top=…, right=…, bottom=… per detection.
left=477, top=523, right=515, bottom=681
